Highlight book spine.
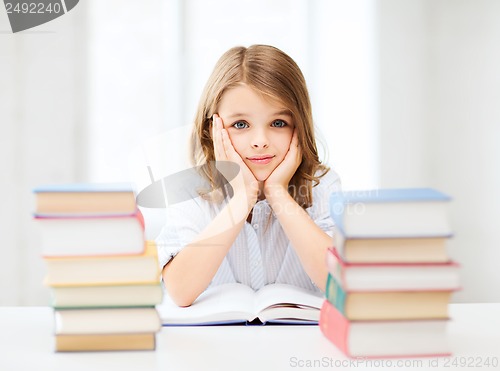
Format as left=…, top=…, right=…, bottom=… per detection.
left=35, top=209, right=143, bottom=221
left=325, top=273, right=347, bottom=315
left=319, top=300, right=350, bottom=356
left=55, top=333, right=156, bottom=352
left=326, top=247, right=347, bottom=289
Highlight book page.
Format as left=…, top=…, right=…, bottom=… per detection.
left=253, top=284, right=324, bottom=322
left=157, top=283, right=256, bottom=325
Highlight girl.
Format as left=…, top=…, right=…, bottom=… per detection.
left=156, top=44, right=341, bottom=307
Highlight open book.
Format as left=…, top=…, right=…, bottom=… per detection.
left=157, top=283, right=324, bottom=325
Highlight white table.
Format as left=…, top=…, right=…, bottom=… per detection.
left=0, top=304, right=499, bottom=371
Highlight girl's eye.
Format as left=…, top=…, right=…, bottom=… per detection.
left=271, top=119, right=287, bottom=128
left=232, top=121, right=249, bottom=129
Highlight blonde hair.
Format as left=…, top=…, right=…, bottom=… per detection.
left=191, top=44, right=329, bottom=208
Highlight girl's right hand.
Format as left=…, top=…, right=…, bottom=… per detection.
left=212, top=114, right=259, bottom=208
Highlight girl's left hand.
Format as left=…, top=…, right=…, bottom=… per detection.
left=263, top=129, right=302, bottom=197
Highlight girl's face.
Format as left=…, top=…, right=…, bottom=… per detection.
left=217, top=84, right=295, bottom=181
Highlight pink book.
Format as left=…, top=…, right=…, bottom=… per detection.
left=319, top=300, right=451, bottom=358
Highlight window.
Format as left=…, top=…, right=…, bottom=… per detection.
left=87, top=0, right=378, bottom=190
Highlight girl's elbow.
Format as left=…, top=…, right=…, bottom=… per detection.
left=163, top=280, right=197, bottom=307
left=171, top=295, right=195, bottom=308
left=161, top=257, right=207, bottom=307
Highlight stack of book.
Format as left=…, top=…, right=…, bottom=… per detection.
left=34, top=183, right=162, bottom=352
left=320, top=188, right=460, bottom=358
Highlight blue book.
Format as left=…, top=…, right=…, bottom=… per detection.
left=330, top=188, right=452, bottom=238
left=33, top=182, right=134, bottom=193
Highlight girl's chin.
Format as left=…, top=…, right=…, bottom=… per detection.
left=250, top=169, right=273, bottom=182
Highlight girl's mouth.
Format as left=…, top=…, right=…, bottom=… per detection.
left=247, top=155, right=275, bottom=165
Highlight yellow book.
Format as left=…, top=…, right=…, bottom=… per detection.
left=325, top=273, right=453, bottom=320
left=44, top=241, right=160, bottom=286
left=335, top=233, right=449, bottom=263
left=55, top=333, right=156, bottom=352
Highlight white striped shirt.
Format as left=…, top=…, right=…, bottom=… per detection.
left=155, top=169, right=341, bottom=293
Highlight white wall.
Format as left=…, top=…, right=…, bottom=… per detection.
left=86, top=0, right=166, bottom=182
left=378, top=0, right=430, bottom=187
left=378, top=0, right=500, bottom=302
left=2, top=0, right=499, bottom=305
left=429, top=0, right=500, bottom=302
left=0, top=6, right=88, bottom=305
left=310, top=0, right=379, bottom=190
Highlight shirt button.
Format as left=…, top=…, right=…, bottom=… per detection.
left=252, top=259, right=261, bottom=268
left=253, top=224, right=259, bottom=230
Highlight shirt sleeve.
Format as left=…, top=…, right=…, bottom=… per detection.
left=308, top=169, right=342, bottom=237
left=154, top=198, right=211, bottom=269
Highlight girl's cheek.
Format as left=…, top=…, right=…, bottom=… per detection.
left=228, top=135, right=243, bottom=151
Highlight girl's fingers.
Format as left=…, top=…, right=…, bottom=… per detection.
left=294, top=130, right=302, bottom=162
left=214, top=116, right=251, bottom=179
left=292, top=129, right=301, bottom=160
left=285, top=129, right=298, bottom=157
left=221, top=127, right=238, bottom=162
left=284, top=129, right=301, bottom=169
left=211, top=115, right=218, bottom=157
left=292, top=128, right=299, bottom=147
left=213, top=115, right=225, bottom=160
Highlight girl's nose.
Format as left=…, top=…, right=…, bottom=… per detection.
left=251, top=129, right=269, bottom=148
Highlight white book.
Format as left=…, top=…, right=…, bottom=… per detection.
left=36, top=213, right=145, bottom=257
left=327, top=247, right=461, bottom=291
left=157, top=283, right=324, bottom=325
left=349, top=320, right=449, bottom=357
left=330, top=188, right=452, bottom=237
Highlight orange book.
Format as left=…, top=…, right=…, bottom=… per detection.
left=325, top=273, right=453, bottom=320
left=44, top=241, right=159, bottom=286
left=34, top=183, right=137, bottom=216
left=333, top=231, right=450, bottom=263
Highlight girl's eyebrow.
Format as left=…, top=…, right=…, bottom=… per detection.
left=274, top=109, right=292, bottom=116
left=226, top=110, right=292, bottom=119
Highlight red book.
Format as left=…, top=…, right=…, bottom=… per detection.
left=326, top=247, right=460, bottom=292
left=319, top=300, right=451, bottom=358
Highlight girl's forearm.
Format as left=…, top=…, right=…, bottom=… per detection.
left=162, top=192, right=252, bottom=307
left=266, top=190, right=331, bottom=291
